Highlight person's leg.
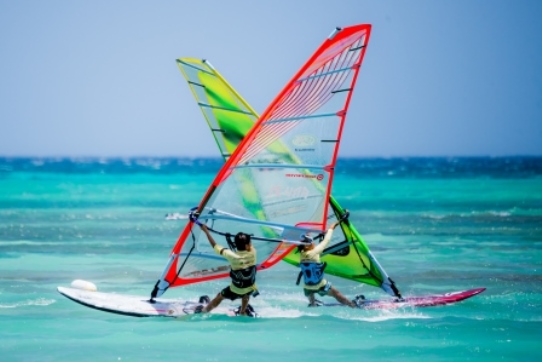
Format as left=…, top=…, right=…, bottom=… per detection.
left=203, top=292, right=225, bottom=312
left=239, top=294, right=250, bottom=315
left=307, top=290, right=317, bottom=306
left=328, top=286, right=355, bottom=308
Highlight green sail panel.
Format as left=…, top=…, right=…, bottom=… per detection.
left=282, top=198, right=395, bottom=291
left=176, top=58, right=256, bottom=159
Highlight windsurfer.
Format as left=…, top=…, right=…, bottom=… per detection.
left=297, top=213, right=357, bottom=308
left=195, top=223, right=258, bottom=316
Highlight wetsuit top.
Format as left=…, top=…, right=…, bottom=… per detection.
left=299, top=228, right=334, bottom=290
left=213, top=244, right=257, bottom=295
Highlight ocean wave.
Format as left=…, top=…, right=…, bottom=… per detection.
left=1, top=157, right=541, bottom=178
left=0, top=157, right=224, bottom=175
left=350, top=310, right=431, bottom=322
left=0, top=240, right=122, bottom=246
left=0, top=298, right=55, bottom=309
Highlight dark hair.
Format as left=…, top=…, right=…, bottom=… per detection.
left=297, top=235, right=312, bottom=252
left=234, top=232, right=251, bottom=250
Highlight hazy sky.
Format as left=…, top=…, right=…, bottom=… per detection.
left=1, top=0, right=541, bottom=157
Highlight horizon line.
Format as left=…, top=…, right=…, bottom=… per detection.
left=1, top=155, right=541, bottom=159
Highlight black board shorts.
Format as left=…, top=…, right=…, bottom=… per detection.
left=220, top=286, right=254, bottom=301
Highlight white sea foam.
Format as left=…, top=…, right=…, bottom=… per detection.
left=0, top=298, right=56, bottom=309
left=350, top=309, right=431, bottom=322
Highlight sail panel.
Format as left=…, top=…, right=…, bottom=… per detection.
left=176, top=58, right=257, bottom=158
left=237, top=35, right=363, bottom=167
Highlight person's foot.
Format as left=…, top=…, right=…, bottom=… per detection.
left=352, top=294, right=365, bottom=307
left=234, top=305, right=257, bottom=317
left=308, top=299, right=323, bottom=307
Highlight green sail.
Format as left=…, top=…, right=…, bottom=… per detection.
left=176, top=58, right=400, bottom=297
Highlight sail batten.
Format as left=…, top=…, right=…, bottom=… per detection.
left=265, top=112, right=337, bottom=124
left=188, top=81, right=205, bottom=87
left=232, top=163, right=325, bottom=170
left=297, top=66, right=353, bottom=83
left=198, top=102, right=253, bottom=114
left=176, top=59, right=214, bottom=75
left=331, top=88, right=352, bottom=94
left=349, top=45, right=365, bottom=51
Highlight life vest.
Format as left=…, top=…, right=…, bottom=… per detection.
left=230, top=265, right=256, bottom=289
left=297, top=262, right=326, bottom=286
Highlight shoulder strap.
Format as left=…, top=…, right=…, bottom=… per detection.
left=295, top=271, right=303, bottom=285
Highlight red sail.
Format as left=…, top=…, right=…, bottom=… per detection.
left=154, top=24, right=371, bottom=297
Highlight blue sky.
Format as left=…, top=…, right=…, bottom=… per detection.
left=1, top=0, right=541, bottom=157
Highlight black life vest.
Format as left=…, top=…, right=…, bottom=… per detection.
left=230, top=265, right=256, bottom=289
left=297, top=262, right=326, bottom=286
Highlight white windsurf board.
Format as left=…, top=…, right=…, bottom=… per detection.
left=57, top=284, right=258, bottom=318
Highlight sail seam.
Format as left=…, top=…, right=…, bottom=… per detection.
left=198, top=102, right=253, bottom=114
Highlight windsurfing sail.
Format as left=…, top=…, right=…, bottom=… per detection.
left=176, top=59, right=257, bottom=160
left=175, top=26, right=401, bottom=298
left=152, top=24, right=386, bottom=300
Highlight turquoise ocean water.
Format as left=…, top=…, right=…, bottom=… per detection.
left=1, top=157, right=541, bottom=361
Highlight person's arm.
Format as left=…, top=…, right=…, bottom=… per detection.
left=200, top=224, right=239, bottom=259
left=308, top=219, right=343, bottom=256
left=329, top=220, right=341, bottom=230
left=312, top=228, right=334, bottom=254
left=200, top=224, right=217, bottom=248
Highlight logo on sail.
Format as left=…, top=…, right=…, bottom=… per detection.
left=292, top=135, right=316, bottom=147
left=285, top=173, right=324, bottom=181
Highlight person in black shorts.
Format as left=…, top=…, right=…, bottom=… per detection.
left=196, top=224, right=258, bottom=316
